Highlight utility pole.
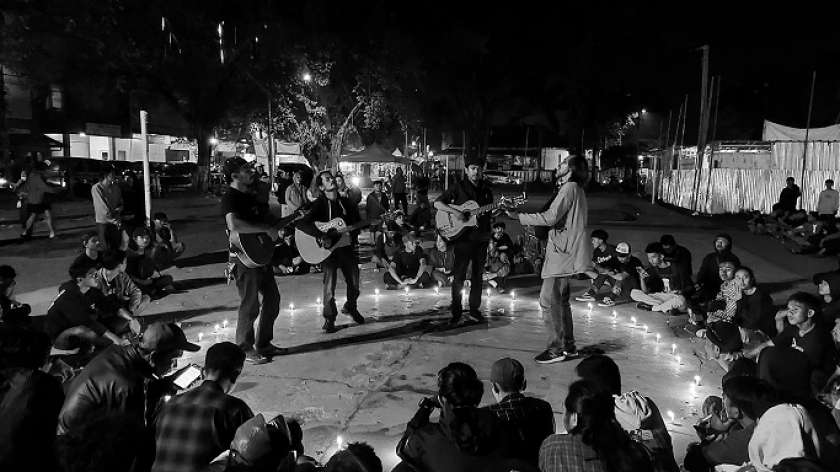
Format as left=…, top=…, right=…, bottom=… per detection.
left=691, top=45, right=710, bottom=213
left=800, top=71, right=817, bottom=208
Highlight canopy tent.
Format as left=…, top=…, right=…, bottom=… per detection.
left=763, top=120, right=840, bottom=142
left=341, top=143, right=411, bottom=165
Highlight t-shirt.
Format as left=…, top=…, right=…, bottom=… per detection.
left=818, top=189, right=840, bottom=216
left=649, top=263, right=691, bottom=293
left=619, top=256, right=644, bottom=285
left=220, top=186, right=266, bottom=225
left=772, top=324, right=838, bottom=374
left=436, top=178, right=494, bottom=242
left=392, top=247, right=426, bottom=278
left=593, top=244, right=622, bottom=271
left=778, top=185, right=801, bottom=211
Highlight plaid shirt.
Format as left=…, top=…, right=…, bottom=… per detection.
left=485, top=393, right=555, bottom=465
left=539, top=433, right=605, bottom=472
left=151, top=381, right=253, bottom=472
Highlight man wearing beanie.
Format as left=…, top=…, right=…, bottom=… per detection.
left=694, top=234, right=740, bottom=303
left=485, top=358, right=554, bottom=467
left=434, top=154, right=497, bottom=324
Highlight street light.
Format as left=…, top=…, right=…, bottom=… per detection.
left=635, top=109, right=646, bottom=195
left=302, top=73, right=312, bottom=83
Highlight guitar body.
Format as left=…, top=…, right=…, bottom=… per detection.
left=230, top=232, right=276, bottom=268
left=435, top=201, right=481, bottom=241
left=295, top=218, right=376, bottom=264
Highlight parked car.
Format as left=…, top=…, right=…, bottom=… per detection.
left=129, top=162, right=197, bottom=193
left=483, top=170, right=521, bottom=185
left=42, top=157, right=114, bottom=198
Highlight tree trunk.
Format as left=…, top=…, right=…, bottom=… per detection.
left=194, top=127, right=211, bottom=193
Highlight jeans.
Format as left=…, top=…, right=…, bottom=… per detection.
left=321, top=246, right=360, bottom=321
left=97, top=222, right=123, bottom=251
left=630, top=289, right=686, bottom=312
left=539, top=276, right=575, bottom=352
left=234, top=260, right=280, bottom=350
left=451, top=240, right=488, bottom=317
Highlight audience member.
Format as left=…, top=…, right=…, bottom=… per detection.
left=72, top=231, right=102, bottom=267
left=371, top=222, right=400, bottom=273
left=0, top=325, right=64, bottom=472
left=816, top=272, right=840, bottom=325
left=152, top=342, right=253, bottom=472
left=271, top=227, right=309, bottom=275
left=484, top=357, right=554, bottom=466
left=395, top=362, right=524, bottom=472
left=365, top=181, right=390, bottom=242
left=391, top=167, right=408, bottom=214
left=126, top=227, right=175, bottom=297
left=734, top=267, right=777, bottom=343
left=0, top=265, right=31, bottom=325
left=285, top=170, right=309, bottom=217
left=694, top=234, right=741, bottom=302
left=152, top=212, right=186, bottom=270
left=818, top=180, right=839, bottom=223
left=18, top=161, right=60, bottom=239
left=91, top=163, right=124, bottom=251
left=46, top=258, right=136, bottom=350
left=773, top=176, right=802, bottom=215
left=772, top=458, right=827, bottom=472
left=408, top=200, right=432, bottom=230
left=577, top=229, right=622, bottom=302
left=539, top=379, right=654, bottom=472
left=323, top=442, right=382, bottom=472
left=427, top=233, right=454, bottom=287
left=691, top=261, right=741, bottom=333
left=749, top=399, right=822, bottom=472
left=576, top=354, right=679, bottom=472
left=631, top=242, right=692, bottom=314
left=95, top=249, right=151, bottom=317
left=491, top=222, right=516, bottom=262
left=384, top=234, right=432, bottom=289
left=57, top=322, right=199, bottom=435
left=661, top=234, right=693, bottom=275
left=55, top=412, right=146, bottom=472
left=274, top=170, right=291, bottom=217
left=598, top=242, right=643, bottom=307
left=481, top=239, right=511, bottom=293
left=203, top=413, right=297, bottom=472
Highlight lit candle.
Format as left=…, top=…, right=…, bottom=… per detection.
left=316, top=297, right=321, bottom=305
left=675, top=355, right=682, bottom=365
left=643, top=324, right=649, bottom=333
left=461, top=289, right=466, bottom=299
left=694, top=375, right=701, bottom=386
left=289, top=303, right=295, bottom=310
left=671, top=343, right=677, bottom=355
left=511, top=290, right=516, bottom=300
left=486, top=288, right=492, bottom=297
left=214, top=323, right=220, bottom=333
left=612, top=310, right=617, bottom=319
left=630, top=316, right=637, bottom=327
left=434, top=286, right=440, bottom=296
left=587, top=302, right=593, bottom=310
left=336, top=435, right=344, bottom=450
left=404, top=286, right=410, bottom=296
left=223, top=319, right=228, bottom=328
left=198, top=332, right=204, bottom=342
left=667, top=410, right=675, bottom=423
left=375, top=288, right=380, bottom=296
left=656, top=333, right=661, bottom=343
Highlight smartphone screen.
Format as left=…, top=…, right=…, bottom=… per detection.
left=173, top=365, right=202, bottom=389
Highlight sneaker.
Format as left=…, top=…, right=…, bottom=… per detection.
left=598, top=297, right=616, bottom=307
left=447, top=315, right=462, bottom=325
left=244, top=351, right=270, bottom=365
left=575, top=292, right=596, bottom=302
left=342, top=305, right=366, bottom=324
left=465, top=312, right=486, bottom=324
left=257, top=344, right=289, bottom=357
left=636, top=302, right=654, bottom=311
left=534, top=349, right=570, bottom=364
left=695, top=329, right=707, bottom=339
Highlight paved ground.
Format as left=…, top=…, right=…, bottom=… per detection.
left=5, top=187, right=835, bottom=470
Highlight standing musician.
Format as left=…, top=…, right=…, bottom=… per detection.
left=221, top=157, right=287, bottom=365
left=434, top=155, right=498, bottom=324
left=297, top=171, right=366, bottom=333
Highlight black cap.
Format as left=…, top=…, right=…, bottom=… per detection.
left=223, top=157, right=252, bottom=181
left=591, top=229, right=609, bottom=241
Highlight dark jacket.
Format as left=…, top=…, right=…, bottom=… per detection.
left=734, top=286, right=776, bottom=337
left=663, top=245, right=693, bottom=275
left=57, top=344, right=155, bottom=435
left=0, top=368, right=64, bottom=472
left=398, top=404, right=524, bottom=472
left=436, top=178, right=495, bottom=242
left=297, top=194, right=361, bottom=238
left=45, top=281, right=109, bottom=340
left=365, top=191, right=390, bottom=220
left=696, top=234, right=741, bottom=291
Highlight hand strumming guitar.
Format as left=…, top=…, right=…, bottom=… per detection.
left=505, top=209, right=520, bottom=220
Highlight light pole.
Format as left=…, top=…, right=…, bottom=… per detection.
left=635, top=109, right=646, bottom=195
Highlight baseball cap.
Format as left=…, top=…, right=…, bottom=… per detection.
left=223, top=157, right=253, bottom=181
left=141, top=322, right=200, bottom=352
left=231, top=413, right=292, bottom=464
left=490, top=357, right=525, bottom=391
left=616, top=242, right=631, bottom=255
left=132, top=227, right=152, bottom=239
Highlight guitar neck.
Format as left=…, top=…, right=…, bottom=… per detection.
left=475, top=202, right=503, bottom=215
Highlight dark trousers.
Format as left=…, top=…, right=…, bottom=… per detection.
left=451, top=240, right=488, bottom=317
left=233, top=260, right=280, bottom=350
left=321, top=246, right=360, bottom=321
left=97, top=222, right=123, bottom=251
left=384, top=271, right=433, bottom=288
left=394, top=193, right=408, bottom=213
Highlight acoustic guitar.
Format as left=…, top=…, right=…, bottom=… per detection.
left=436, top=194, right=527, bottom=241
left=296, top=218, right=377, bottom=264
left=229, top=210, right=306, bottom=268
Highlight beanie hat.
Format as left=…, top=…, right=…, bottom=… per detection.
left=590, top=229, right=609, bottom=241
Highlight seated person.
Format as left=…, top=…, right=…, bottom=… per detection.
left=631, top=242, right=692, bottom=314
left=272, top=226, right=309, bottom=275
left=598, top=242, right=643, bottom=307
left=151, top=212, right=186, bottom=270
left=388, top=211, right=414, bottom=246
left=126, top=227, right=174, bottom=297
left=691, top=261, right=741, bottom=332
left=818, top=272, right=840, bottom=325
left=371, top=222, right=400, bottom=272
left=491, top=222, right=517, bottom=262
left=385, top=234, right=433, bottom=289
left=427, top=233, right=454, bottom=287
left=577, top=229, right=623, bottom=302
left=45, top=258, right=141, bottom=350
left=72, top=231, right=102, bottom=267
left=661, top=234, right=693, bottom=275
left=747, top=210, right=768, bottom=235
left=0, top=265, right=31, bottom=325
left=693, top=234, right=740, bottom=303
left=783, top=211, right=821, bottom=242
left=787, top=218, right=839, bottom=255
left=733, top=266, right=776, bottom=344
left=94, top=249, right=151, bottom=318
left=482, top=239, right=511, bottom=293
left=408, top=201, right=432, bottom=231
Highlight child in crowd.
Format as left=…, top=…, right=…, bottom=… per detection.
left=481, top=239, right=511, bottom=293
left=151, top=212, right=185, bottom=270
left=384, top=234, right=432, bottom=289
left=427, top=233, right=454, bottom=287
left=126, top=227, right=175, bottom=297
left=491, top=222, right=516, bottom=262
left=272, top=227, right=309, bottom=275
left=0, top=265, right=31, bottom=325
left=577, top=229, right=623, bottom=302
left=372, top=222, right=401, bottom=272
left=73, top=231, right=102, bottom=267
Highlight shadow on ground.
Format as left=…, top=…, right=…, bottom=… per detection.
left=175, top=250, right=229, bottom=268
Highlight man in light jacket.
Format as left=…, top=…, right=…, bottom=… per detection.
left=508, top=156, right=590, bottom=364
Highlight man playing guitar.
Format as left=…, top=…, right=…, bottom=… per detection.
left=297, top=171, right=366, bottom=333
left=434, top=155, right=498, bottom=324
left=221, top=157, right=287, bottom=365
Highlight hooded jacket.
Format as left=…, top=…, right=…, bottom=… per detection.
left=696, top=234, right=741, bottom=290
left=398, top=404, right=524, bottom=472
left=518, top=182, right=590, bottom=278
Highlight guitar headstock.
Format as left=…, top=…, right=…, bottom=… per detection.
left=499, top=193, right=528, bottom=209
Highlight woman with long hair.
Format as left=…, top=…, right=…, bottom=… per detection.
left=395, top=362, right=530, bottom=472
left=540, top=379, right=653, bottom=472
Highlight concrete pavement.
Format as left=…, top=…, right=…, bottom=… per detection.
left=7, top=189, right=835, bottom=470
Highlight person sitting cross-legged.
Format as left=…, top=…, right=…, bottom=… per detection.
left=427, top=233, right=455, bottom=287
left=271, top=227, right=309, bottom=276
left=631, top=242, right=692, bottom=315
left=95, top=249, right=152, bottom=318
left=384, top=233, right=433, bottom=289
left=598, top=242, right=644, bottom=307
left=576, top=229, right=623, bottom=302
left=482, top=239, right=511, bottom=293
left=151, top=342, right=254, bottom=472
left=371, top=222, right=400, bottom=273
left=484, top=357, right=555, bottom=467
left=690, top=261, right=742, bottom=336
